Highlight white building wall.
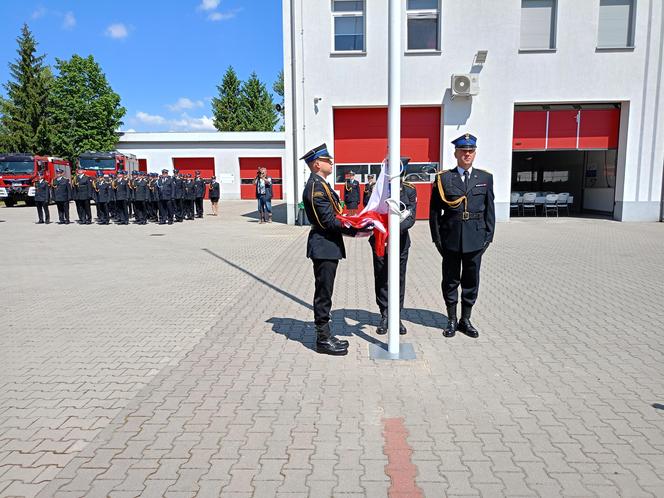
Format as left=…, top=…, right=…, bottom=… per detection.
left=117, top=132, right=285, bottom=201
left=283, top=0, right=664, bottom=222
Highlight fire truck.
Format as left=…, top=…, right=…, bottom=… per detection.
left=0, top=154, right=71, bottom=207
left=76, top=151, right=139, bottom=177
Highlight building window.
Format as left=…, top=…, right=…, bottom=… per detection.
left=406, top=0, right=440, bottom=51
left=332, top=0, right=365, bottom=52
left=520, top=0, right=557, bottom=50
left=598, top=0, right=635, bottom=48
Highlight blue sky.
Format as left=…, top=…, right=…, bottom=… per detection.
left=0, top=1, right=284, bottom=132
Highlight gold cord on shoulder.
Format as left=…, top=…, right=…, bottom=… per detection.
left=436, top=172, right=468, bottom=212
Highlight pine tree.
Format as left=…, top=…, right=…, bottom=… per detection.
left=273, top=70, right=285, bottom=132
left=49, top=54, right=126, bottom=164
left=240, top=72, right=278, bottom=132
left=0, top=24, right=53, bottom=154
left=211, top=66, right=244, bottom=131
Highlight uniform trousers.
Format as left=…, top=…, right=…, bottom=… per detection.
left=56, top=201, right=70, bottom=223
left=75, top=199, right=92, bottom=223
left=96, top=202, right=109, bottom=223
left=372, top=245, right=409, bottom=316
left=116, top=200, right=129, bottom=224
left=159, top=199, right=174, bottom=223
left=35, top=202, right=50, bottom=223
left=312, top=259, right=339, bottom=338
left=195, top=197, right=204, bottom=217
left=441, top=248, right=484, bottom=308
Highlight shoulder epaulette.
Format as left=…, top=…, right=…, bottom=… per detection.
left=474, top=167, right=492, bottom=175
left=402, top=181, right=415, bottom=189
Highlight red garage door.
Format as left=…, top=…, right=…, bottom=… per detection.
left=172, top=157, right=215, bottom=199
left=333, top=106, right=441, bottom=219
left=513, top=106, right=620, bottom=151
left=138, top=159, right=148, bottom=172
left=239, top=157, right=283, bottom=200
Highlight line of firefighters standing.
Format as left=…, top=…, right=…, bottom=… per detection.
left=32, top=168, right=220, bottom=225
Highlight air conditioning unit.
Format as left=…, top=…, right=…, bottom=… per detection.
left=451, top=74, right=480, bottom=97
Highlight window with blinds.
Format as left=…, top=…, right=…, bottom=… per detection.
left=332, top=0, right=365, bottom=52
left=520, top=0, right=557, bottom=50
left=597, top=0, right=635, bottom=48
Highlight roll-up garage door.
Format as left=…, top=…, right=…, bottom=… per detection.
left=333, top=106, right=441, bottom=219
left=239, top=157, right=283, bottom=200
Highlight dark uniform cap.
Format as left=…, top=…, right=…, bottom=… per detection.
left=195, top=170, right=200, bottom=175
left=300, top=143, right=333, bottom=163
left=452, top=133, right=477, bottom=149
left=173, top=168, right=179, bottom=173
left=131, top=171, right=138, bottom=175
left=187, top=173, right=192, bottom=178
left=96, top=171, right=103, bottom=177
left=56, top=168, right=63, bottom=173
left=161, top=169, right=168, bottom=173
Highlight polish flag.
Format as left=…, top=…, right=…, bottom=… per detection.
left=336, top=163, right=389, bottom=257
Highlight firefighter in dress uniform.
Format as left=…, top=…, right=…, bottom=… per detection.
left=343, top=170, right=360, bottom=215
left=429, top=133, right=495, bottom=338
left=52, top=168, right=72, bottom=224
left=370, top=159, right=417, bottom=336
left=301, top=143, right=371, bottom=356
left=33, top=170, right=51, bottom=224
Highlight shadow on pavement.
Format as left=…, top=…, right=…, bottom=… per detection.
left=242, top=202, right=287, bottom=224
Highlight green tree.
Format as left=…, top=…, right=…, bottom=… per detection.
left=50, top=54, right=125, bottom=164
left=211, top=66, right=244, bottom=131
left=273, top=69, right=285, bottom=132
left=240, top=72, right=278, bottom=132
left=0, top=24, right=53, bottom=154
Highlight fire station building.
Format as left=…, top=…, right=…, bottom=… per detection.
left=281, top=0, right=664, bottom=223
left=117, top=132, right=286, bottom=200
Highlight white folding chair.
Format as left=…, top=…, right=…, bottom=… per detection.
left=556, top=192, right=570, bottom=215
left=544, top=194, right=559, bottom=218
left=522, top=192, right=537, bottom=216
left=510, top=193, right=521, bottom=216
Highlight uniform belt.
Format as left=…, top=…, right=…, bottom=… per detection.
left=448, top=212, right=483, bottom=221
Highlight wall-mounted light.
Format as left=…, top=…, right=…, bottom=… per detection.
left=313, top=97, right=323, bottom=104
left=474, top=50, right=488, bottom=65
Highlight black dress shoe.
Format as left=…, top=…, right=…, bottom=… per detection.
left=376, top=315, right=387, bottom=335
left=316, top=337, right=348, bottom=356
left=330, top=336, right=349, bottom=348
left=443, top=317, right=457, bottom=338
left=399, top=321, right=407, bottom=335
left=458, top=318, right=479, bottom=338
left=36, top=221, right=44, bottom=224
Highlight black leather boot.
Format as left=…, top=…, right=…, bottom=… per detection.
left=330, top=336, right=349, bottom=348
left=399, top=320, right=407, bottom=335
left=316, top=328, right=348, bottom=355
left=376, top=314, right=387, bottom=335
left=458, top=305, right=479, bottom=338
left=444, top=306, right=457, bottom=338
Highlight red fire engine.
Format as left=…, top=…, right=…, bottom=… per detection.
left=76, top=151, right=139, bottom=178
left=0, top=154, right=70, bottom=207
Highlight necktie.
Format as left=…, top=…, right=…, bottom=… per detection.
left=463, top=170, right=470, bottom=184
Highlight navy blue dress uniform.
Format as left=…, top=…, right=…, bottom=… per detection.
left=343, top=173, right=361, bottom=214
left=33, top=174, right=51, bottom=224
left=52, top=170, right=72, bottom=224
left=157, top=170, right=174, bottom=224
left=429, top=134, right=495, bottom=338
left=209, top=178, right=220, bottom=200
left=371, top=166, right=417, bottom=336
left=108, top=174, right=117, bottom=220
left=93, top=174, right=112, bottom=224
left=132, top=173, right=150, bottom=224
left=113, top=172, right=130, bottom=225
left=128, top=171, right=137, bottom=220
left=301, top=143, right=364, bottom=356
left=184, top=175, right=195, bottom=220
left=363, top=176, right=375, bottom=207
left=194, top=171, right=205, bottom=218
left=173, top=170, right=185, bottom=222
left=148, top=173, right=159, bottom=222
left=72, top=171, right=93, bottom=224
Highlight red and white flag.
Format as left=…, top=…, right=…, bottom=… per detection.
left=336, top=163, right=389, bottom=256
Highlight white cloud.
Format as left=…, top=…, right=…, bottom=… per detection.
left=198, top=0, right=220, bottom=11
left=133, top=111, right=215, bottom=131
left=166, top=97, right=204, bottom=112
left=32, top=7, right=47, bottom=19
left=136, top=112, right=167, bottom=125
left=105, top=23, right=129, bottom=39
left=208, top=10, right=238, bottom=21
left=62, top=11, right=76, bottom=30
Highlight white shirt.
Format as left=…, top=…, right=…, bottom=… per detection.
left=457, top=166, right=473, bottom=182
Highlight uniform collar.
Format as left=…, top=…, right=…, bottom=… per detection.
left=456, top=166, right=473, bottom=176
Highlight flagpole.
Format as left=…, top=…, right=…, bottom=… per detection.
left=387, top=0, right=400, bottom=356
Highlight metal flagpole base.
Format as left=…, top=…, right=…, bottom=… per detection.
left=369, top=342, right=417, bottom=361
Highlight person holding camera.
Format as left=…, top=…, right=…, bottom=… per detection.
left=254, top=167, right=273, bottom=223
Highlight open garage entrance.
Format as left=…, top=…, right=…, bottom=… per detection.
left=512, top=103, right=620, bottom=217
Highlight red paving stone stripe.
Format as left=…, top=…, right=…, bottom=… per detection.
left=383, top=417, right=425, bottom=498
